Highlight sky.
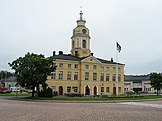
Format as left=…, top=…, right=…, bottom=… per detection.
left=0, top=0, right=162, bottom=75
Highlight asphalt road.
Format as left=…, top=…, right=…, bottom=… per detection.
left=0, top=97, right=162, bottom=121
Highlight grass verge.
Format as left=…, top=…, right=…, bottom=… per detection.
left=0, top=93, right=32, bottom=97
left=24, top=95, right=162, bottom=101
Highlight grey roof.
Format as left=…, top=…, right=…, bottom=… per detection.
left=96, top=58, right=124, bottom=65
left=124, top=75, right=150, bottom=82
left=4, top=76, right=17, bottom=82
left=54, top=54, right=124, bottom=65
left=54, top=54, right=81, bottom=61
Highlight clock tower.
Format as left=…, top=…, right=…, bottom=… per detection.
left=71, top=11, right=91, bottom=58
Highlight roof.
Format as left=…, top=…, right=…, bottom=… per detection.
left=124, top=75, right=150, bottom=82
left=54, top=54, right=124, bottom=65
left=96, top=58, right=124, bottom=65
left=54, top=54, right=81, bottom=61
left=4, top=76, right=17, bottom=82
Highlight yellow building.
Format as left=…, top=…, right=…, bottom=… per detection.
left=47, top=11, right=125, bottom=96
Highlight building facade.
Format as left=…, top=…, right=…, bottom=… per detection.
left=46, top=11, right=125, bottom=96
left=124, top=75, right=158, bottom=94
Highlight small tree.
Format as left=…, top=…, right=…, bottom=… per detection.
left=9, top=52, right=55, bottom=97
left=150, top=72, right=162, bottom=95
left=0, top=71, right=14, bottom=79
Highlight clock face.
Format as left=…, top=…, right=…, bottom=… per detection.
left=82, top=29, right=86, bottom=34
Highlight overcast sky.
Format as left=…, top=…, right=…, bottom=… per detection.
left=0, top=0, right=162, bottom=75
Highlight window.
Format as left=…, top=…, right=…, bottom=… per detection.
left=67, top=71, right=71, bottom=80
left=106, top=87, right=110, bottom=93
left=118, top=74, right=121, bottom=82
left=52, top=86, right=56, bottom=92
left=59, top=71, right=63, bottom=80
left=75, top=51, right=78, bottom=57
left=101, top=87, right=104, bottom=93
left=68, top=64, right=71, bottom=69
left=118, top=87, right=121, bottom=93
left=113, top=67, right=116, bottom=72
left=74, top=72, right=78, bottom=80
left=118, top=67, right=121, bottom=72
left=74, top=64, right=78, bottom=69
left=106, top=66, right=109, bottom=71
left=100, top=73, right=104, bottom=81
left=67, top=86, right=71, bottom=92
left=93, top=73, right=97, bottom=80
left=59, top=63, right=63, bottom=68
left=82, top=40, right=86, bottom=48
left=101, top=66, right=104, bottom=71
left=85, top=72, right=89, bottom=80
left=51, top=72, right=56, bottom=79
left=112, top=74, right=116, bottom=81
left=73, top=87, right=78, bottom=92
left=93, top=65, right=97, bottom=70
left=106, top=74, right=109, bottom=81
left=85, top=65, right=89, bottom=69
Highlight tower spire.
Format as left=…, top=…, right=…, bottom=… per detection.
left=79, top=6, right=83, bottom=20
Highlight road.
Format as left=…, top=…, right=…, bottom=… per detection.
left=0, top=97, right=162, bottom=121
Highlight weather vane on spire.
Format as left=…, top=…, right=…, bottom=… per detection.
left=79, top=6, right=83, bottom=20
left=80, top=6, right=82, bottom=12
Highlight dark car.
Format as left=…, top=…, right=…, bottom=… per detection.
left=3, top=90, right=11, bottom=93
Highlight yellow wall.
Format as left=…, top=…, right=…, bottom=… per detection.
left=46, top=58, right=124, bottom=96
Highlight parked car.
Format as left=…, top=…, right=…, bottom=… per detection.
left=140, top=91, right=148, bottom=94
left=3, top=89, right=11, bottom=93
left=125, top=90, right=136, bottom=94
left=10, top=87, right=20, bottom=92
left=0, top=87, right=11, bottom=93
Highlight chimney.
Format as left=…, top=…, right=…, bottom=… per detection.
left=111, top=58, right=113, bottom=62
left=53, top=51, right=55, bottom=56
left=91, top=53, right=93, bottom=56
left=59, top=51, right=63, bottom=55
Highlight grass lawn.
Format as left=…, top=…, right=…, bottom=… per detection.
left=0, top=93, right=32, bottom=97
left=24, top=95, right=162, bottom=101
left=1, top=93, right=162, bottom=101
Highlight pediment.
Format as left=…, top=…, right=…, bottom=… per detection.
left=81, top=56, right=101, bottom=63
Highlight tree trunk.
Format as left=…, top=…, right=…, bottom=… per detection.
left=157, top=88, right=159, bottom=96
left=37, top=84, right=40, bottom=97
left=32, top=86, right=35, bottom=97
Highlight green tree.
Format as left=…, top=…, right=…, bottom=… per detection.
left=0, top=71, right=14, bottom=79
left=8, top=52, right=55, bottom=97
left=150, top=72, right=162, bottom=95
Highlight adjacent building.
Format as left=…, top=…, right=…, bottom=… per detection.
left=4, top=76, right=17, bottom=89
left=46, top=11, right=125, bottom=96
left=124, top=75, right=157, bottom=94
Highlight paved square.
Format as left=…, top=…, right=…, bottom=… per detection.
left=0, top=97, right=162, bottom=121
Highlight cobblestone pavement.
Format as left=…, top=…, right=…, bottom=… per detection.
left=0, top=97, right=162, bottom=121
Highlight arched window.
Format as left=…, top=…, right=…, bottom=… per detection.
left=82, top=40, right=86, bottom=48
left=72, top=41, right=75, bottom=48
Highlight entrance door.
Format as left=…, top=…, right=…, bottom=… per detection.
left=94, top=86, right=97, bottom=96
left=85, top=86, right=90, bottom=95
left=113, top=87, right=116, bottom=95
left=59, top=86, right=63, bottom=95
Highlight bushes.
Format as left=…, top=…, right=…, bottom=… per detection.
left=64, top=93, right=83, bottom=97
left=38, top=87, right=52, bottom=98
